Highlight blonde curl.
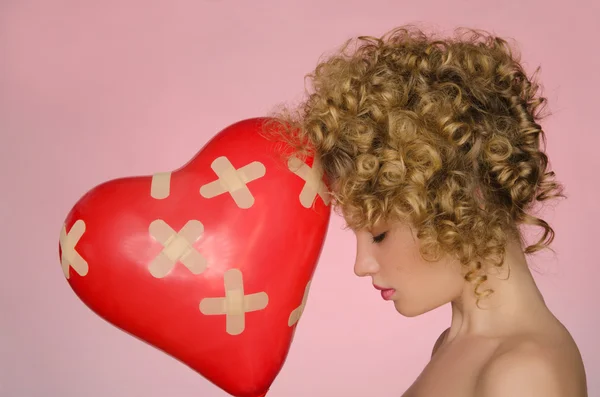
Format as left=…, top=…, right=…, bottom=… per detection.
left=263, top=25, right=565, bottom=301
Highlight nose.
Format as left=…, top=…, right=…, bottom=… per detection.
left=354, top=252, right=379, bottom=278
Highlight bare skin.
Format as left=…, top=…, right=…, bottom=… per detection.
left=353, top=220, right=587, bottom=397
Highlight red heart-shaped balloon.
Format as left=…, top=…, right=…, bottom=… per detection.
left=58, top=118, right=331, bottom=397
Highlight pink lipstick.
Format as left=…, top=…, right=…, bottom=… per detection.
left=373, top=284, right=396, bottom=301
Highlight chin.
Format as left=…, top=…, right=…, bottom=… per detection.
left=393, top=300, right=432, bottom=318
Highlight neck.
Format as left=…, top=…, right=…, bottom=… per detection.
left=446, top=236, right=553, bottom=341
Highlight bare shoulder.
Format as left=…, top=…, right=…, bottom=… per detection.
left=476, top=331, right=588, bottom=397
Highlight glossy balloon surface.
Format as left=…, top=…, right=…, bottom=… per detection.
left=59, top=118, right=331, bottom=397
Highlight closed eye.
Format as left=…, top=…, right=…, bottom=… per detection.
left=372, top=231, right=387, bottom=244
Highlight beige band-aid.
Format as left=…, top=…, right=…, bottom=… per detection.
left=151, top=172, right=172, bottom=199
left=287, top=156, right=330, bottom=208
left=288, top=280, right=311, bottom=327
left=148, top=219, right=207, bottom=278
left=59, top=220, right=89, bottom=279
left=199, top=156, right=266, bottom=209
left=199, top=268, right=269, bottom=336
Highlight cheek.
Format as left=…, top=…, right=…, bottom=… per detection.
left=377, top=239, right=420, bottom=275
left=386, top=246, right=425, bottom=278
left=375, top=234, right=462, bottom=298
left=392, top=259, right=463, bottom=301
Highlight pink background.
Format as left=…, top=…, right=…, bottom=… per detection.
left=1, top=1, right=598, bottom=396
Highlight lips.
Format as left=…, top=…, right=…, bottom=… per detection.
left=373, top=284, right=389, bottom=291
left=380, top=289, right=395, bottom=300
left=373, top=284, right=395, bottom=301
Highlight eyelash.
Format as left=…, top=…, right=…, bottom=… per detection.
left=372, top=232, right=387, bottom=244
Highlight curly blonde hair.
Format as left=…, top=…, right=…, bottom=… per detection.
left=265, top=25, right=565, bottom=300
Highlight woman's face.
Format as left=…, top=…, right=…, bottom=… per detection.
left=353, top=220, right=466, bottom=317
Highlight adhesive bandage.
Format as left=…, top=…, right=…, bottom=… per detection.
left=199, top=156, right=266, bottom=209
left=288, top=281, right=311, bottom=327
left=59, top=220, right=89, bottom=279
left=199, top=268, right=269, bottom=335
left=150, top=172, right=172, bottom=199
left=148, top=219, right=207, bottom=278
left=287, top=156, right=330, bottom=208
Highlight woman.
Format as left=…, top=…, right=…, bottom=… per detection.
left=268, top=26, right=588, bottom=396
